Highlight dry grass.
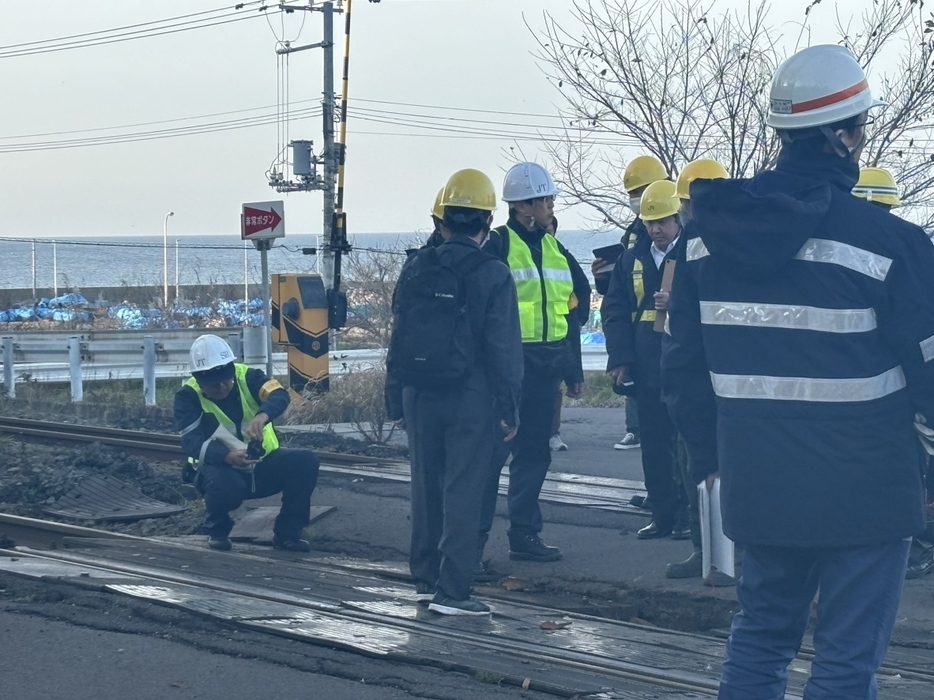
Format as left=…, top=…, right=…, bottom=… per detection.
left=285, top=364, right=397, bottom=444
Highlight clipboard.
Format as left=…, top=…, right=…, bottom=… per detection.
left=653, top=258, right=676, bottom=332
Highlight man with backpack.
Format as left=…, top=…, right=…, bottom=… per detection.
left=385, top=168, right=523, bottom=616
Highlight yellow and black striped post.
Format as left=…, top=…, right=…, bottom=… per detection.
left=271, top=273, right=329, bottom=391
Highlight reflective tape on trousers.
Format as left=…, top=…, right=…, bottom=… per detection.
left=794, top=239, right=892, bottom=281
left=709, top=366, right=906, bottom=402
left=699, top=301, right=877, bottom=333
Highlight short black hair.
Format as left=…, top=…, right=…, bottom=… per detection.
left=777, top=113, right=865, bottom=150
left=443, top=206, right=491, bottom=237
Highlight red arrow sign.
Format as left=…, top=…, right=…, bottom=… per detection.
left=243, top=206, right=283, bottom=237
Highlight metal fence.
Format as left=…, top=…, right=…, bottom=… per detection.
left=0, top=328, right=609, bottom=405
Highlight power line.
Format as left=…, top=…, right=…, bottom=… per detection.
left=0, top=2, right=265, bottom=51
left=0, top=7, right=268, bottom=59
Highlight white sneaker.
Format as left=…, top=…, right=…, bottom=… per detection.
left=614, top=432, right=640, bottom=450
left=549, top=434, right=568, bottom=451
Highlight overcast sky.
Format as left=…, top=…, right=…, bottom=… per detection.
left=1, top=0, right=892, bottom=239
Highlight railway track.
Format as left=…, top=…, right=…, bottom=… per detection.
left=0, top=417, right=650, bottom=513
left=1, top=516, right=932, bottom=699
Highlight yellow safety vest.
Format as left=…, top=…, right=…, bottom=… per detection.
left=631, top=259, right=656, bottom=323
left=185, top=363, right=279, bottom=461
left=505, top=226, right=575, bottom=343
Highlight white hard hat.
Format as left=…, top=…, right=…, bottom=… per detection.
left=767, top=45, right=885, bottom=131
left=190, top=334, right=235, bottom=374
left=502, top=162, right=560, bottom=203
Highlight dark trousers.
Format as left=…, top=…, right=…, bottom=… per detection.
left=551, top=385, right=563, bottom=436
left=676, top=434, right=702, bottom=549
left=636, top=384, right=684, bottom=526
left=404, top=383, right=494, bottom=601
left=479, top=371, right=561, bottom=550
left=194, top=447, right=319, bottom=539
left=719, top=539, right=911, bottom=699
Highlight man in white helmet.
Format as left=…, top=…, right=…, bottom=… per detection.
left=174, top=334, right=319, bottom=552
left=476, top=162, right=588, bottom=567
left=663, top=45, right=934, bottom=698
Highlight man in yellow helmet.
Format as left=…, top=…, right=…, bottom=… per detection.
left=475, top=162, right=586, bottom=566
left=602, top=180, right=688, bottom=540
left=595, top=155, right=670, bottom=454
left=852, top=166, right=902, bottom=211
left=852, top=167, right=934, bottom=580
left=663, top=158, right=732, bottom=583
left=174, top=334, right=320, bottom=552
left=386, top=168, right=522, bottom=616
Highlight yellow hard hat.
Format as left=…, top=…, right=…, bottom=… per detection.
left=440, top=169, right=497, bottom=212
left=623, top=155, right=668, bottom=194
left=676, top=159, right=729, bottom=199
left=640, top=180, right=681, bottom=222
left=430, top=188, right=445, bottom=219
left=852, top=167, right=901, bottom=207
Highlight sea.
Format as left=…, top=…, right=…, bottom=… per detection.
left=0, top=230, right=624, bottom=292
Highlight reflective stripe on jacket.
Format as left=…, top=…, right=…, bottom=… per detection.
left=504, top=226, right=574, bottom=343
left=184, top=363, right=279, bottom=460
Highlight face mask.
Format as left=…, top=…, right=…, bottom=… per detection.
left=629, top=196, right=641, bottom=215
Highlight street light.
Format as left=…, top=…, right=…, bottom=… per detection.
left=163, top=211, right=174, bottom=308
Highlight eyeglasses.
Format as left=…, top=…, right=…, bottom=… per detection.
left=855, top=117, right=875, bottom=128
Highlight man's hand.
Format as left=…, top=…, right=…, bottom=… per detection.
left=225, top=450, right=260, bottom=468
left=500, top=420, right=518, bottom=442
left=591, top=259, right=608, bottom=278
left=245, top=412, right=269, bottom=441
left=565, top=382, right=584, bottom=399
left=608, top=366, right=629, bottom=386
left=394, top=418, right=406, bottom=431
left=654, top=290, right=670, bottom=311
left=705, top=472, right=720, bottom=491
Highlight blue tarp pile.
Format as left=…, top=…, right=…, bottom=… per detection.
left=581, top=331, right=606, bottom=345
left=0, top=293, right=93, bottom=324
left=107, top=305, right=163, bottom=330
left=216, top=299, right=264, bottom=327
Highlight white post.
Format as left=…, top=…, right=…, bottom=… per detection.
left=68, top=336, right=83, bottom=403
left=31, top=240, right=36, bottom=300
left=2, top=337, right=14, bottom=399
left=244, top=241, right=249, bottom=307
left=175, top=238, right=180, bottom=302
left=260, top=243, right=273, bottom=379
left=163, top=211, right=174, bottom=307
left=53, top=242, right=58, bottom=298
left=143, top=335, right=156, bottom=406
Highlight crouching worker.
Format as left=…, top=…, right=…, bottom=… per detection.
left=175, top=334, right=320, bottom=552
left=386, top=168, right=523, bottom=616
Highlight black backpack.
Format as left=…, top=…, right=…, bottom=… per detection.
left=390, top=247, right=493, bottom=390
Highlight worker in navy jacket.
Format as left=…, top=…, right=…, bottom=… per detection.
left=662, top=45, right=934, bottom=699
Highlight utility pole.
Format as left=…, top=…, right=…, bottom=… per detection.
left=271, top=1, right=339, bottom=292
left=320, top=1, right=336, bottom=291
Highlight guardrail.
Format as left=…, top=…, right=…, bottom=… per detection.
left=0, top=329, right=609, bottom=404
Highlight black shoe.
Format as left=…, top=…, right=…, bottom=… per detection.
left=509, top=533, right=563, bottom=562
left=629, top=494, right=652, bottom=510
left=207, top=536, right=232, bottom=551
left=671, top=521, right=692, bottom=540
left=636, top=521, right=672, bottom=540
left=414, top=582, right=436, bottom=605
left=428, top=594, right=490, bottom=616
left=273, top=537, right=311, bottom=553
left=473, top=559, right=500, bottom=583
left=665, top=549, right=703, bottom=579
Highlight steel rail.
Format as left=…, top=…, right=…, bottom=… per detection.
left=2, top=516, right=932, bottom=695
